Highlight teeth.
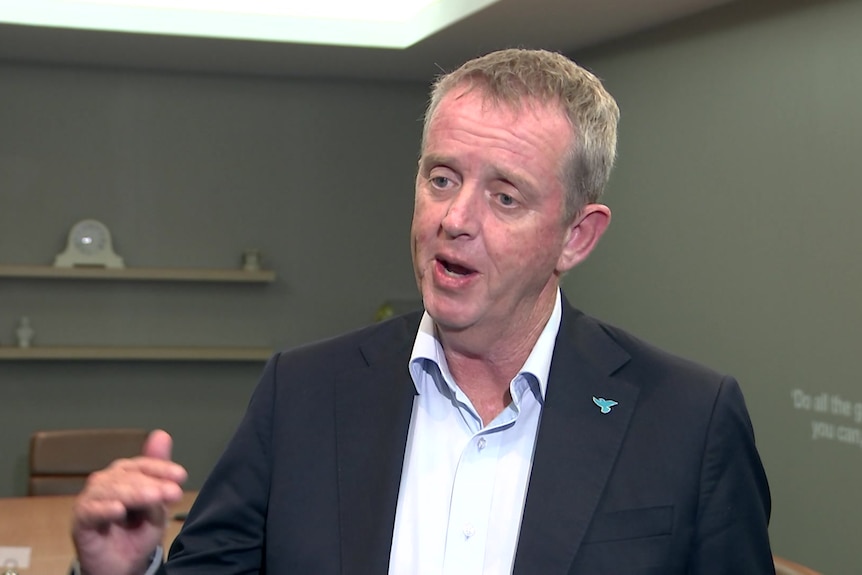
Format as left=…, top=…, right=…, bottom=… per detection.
left=442, top=261, right=471, bottom=276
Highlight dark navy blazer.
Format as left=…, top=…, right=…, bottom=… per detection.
left=162, top=299, right=774, bottom=574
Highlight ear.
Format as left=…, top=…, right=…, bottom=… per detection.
left=556, top=203, right=611, bottom=274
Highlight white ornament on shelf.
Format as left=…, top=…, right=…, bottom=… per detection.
left=54, top=219, right=125, bottom=269
left=16, top=316, right=34, bottom=348
left=242, top=249, right=262, bottom=272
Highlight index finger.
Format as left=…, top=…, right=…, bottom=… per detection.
left=110, top=456, right=188, bottom=485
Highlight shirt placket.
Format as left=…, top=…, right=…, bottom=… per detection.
left=442, top=430, right=500, bottom=575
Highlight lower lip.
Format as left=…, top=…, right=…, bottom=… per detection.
left=432, top=259, right=475, bottom=288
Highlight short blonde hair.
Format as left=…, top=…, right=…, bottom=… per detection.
left=422, top=49, right=619, bottom=219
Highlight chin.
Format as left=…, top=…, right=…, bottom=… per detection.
left=422, top=296, right=475, bottom=331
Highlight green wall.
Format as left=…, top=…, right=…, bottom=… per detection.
left=566, top=0, right=862, bottom=572
left=0, top=65, right=425, bottom=497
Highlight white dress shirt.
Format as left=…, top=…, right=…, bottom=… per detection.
left=389, top=291, right=562, bottom=575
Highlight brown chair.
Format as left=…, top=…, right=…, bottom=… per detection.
left=28, top=428, right=150, bottom=496
left=774, top=555, right=823, bottom=575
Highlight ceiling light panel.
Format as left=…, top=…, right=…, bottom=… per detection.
left=0, top=0, right=499, bottom=48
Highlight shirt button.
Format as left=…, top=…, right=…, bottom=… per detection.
left=463, top=524, right=476, bottom=538
left=477, top=437, right=487, bottom=451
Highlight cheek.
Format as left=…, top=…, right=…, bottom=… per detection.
left=410, top=215, right=426, bottom=244
left=411, top=199, right=439, bottom=240
left=489, top=228, right=561, bottom=274
left=410, top=215, right=433, bottom=259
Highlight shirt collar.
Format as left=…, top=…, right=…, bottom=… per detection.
left=409, top=289, right=563, bottom=401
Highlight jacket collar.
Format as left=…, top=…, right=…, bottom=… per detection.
left=335, top=313, right=418, bottom=575
left=513, top=300, right=637, bottom=575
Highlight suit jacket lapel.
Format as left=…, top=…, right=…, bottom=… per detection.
left=513, top=303, right=639, bottom=575
left=335, top=314, right=418, bottom=575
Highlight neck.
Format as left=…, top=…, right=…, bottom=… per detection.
left=437, top=288, right=557, bottom=424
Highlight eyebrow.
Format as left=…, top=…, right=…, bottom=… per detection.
left=417, top=153, right=450, bottom=169
left=419, top=153, right=529, bottom=187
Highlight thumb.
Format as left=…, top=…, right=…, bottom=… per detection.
left=142, top=429, right=173, bottom=461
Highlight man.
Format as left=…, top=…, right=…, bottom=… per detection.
left=72, top=49, right=774, bottom=574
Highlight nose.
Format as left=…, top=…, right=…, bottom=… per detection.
left=440, top=185, right=480, bottom=238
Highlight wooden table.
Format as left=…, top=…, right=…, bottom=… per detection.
left=0, top=491, right=196, bottom=575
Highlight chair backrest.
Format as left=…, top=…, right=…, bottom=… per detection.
left=28, top=428, right=149, bottom=496
left=774, top=555, right=822, bottom=575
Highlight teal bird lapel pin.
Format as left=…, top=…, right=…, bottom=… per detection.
left=592, top=396, right=618, bottom=414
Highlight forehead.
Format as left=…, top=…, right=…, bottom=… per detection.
left=443, top=84, right=515, bottom=113
left=425, top=85, right=572, bottom=144
left=431, top=84, right=568, bottom=125
left=423, top=88, right=573, bottom=171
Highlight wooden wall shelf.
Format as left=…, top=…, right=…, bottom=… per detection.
left=0, top=265, right=275, bottom=283
left=0, top=346, right=273, bottom=362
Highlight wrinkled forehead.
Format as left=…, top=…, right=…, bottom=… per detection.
left=424, top=82, right=573, bottom=149
left=446, top=79, right=567, bottom=117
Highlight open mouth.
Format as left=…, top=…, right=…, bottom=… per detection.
left=438, top=258, right=476, bottom=277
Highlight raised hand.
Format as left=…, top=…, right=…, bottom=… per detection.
left=72, top=430, right=188, bottom=575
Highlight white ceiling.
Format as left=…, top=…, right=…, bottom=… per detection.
left=0, top=0, right=736, bottom=81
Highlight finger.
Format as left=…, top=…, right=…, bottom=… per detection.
left=74, top=498, right=139, bottom=528
left=109, top=456, right=188, bottom=484
left=142, top=429, right=173, bottom=461
left=75, top=475, right=180, bottom=527
left=84, top=465, right=185, bottom=505
left=74, top=497, right=169, bottom=532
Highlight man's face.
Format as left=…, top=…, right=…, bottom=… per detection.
left=411, top=88, right=576, bottom=342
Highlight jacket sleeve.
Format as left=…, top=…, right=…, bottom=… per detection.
left=687, top=376, right=775, bottom=575
left=160, top=354, right=280, bottom=574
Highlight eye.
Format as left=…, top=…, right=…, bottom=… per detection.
left=430, top=176, right=453, bottom=189
left=498, top=193, right=515, bottom=207
left=494, top=191, right=522, bottom=209
left=489, top=179, right=521, bottom=209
